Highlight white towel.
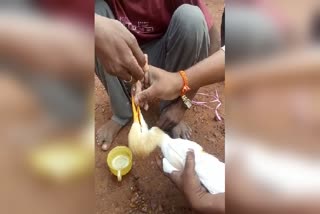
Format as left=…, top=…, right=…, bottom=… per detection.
left=161, top=137, right=225, bottom=194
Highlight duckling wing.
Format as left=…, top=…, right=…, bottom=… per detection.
left=160, top=137, right=225, bottom=194
left=161, top=138, right=203, bottom=170
left=195, top=152, right=225, bottom=194
left=162, top=157, right=178, bottom=174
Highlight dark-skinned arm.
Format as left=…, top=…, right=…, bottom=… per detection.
left=135, top=49, right=225, bottom=106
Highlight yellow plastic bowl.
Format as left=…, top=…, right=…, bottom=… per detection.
left=107, top=146, right=132, bottom=181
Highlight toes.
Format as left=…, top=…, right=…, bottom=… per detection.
left=95, top=120, right=123, bottom=151
left=96, top=140, right=103, bottom=146
left=181, top=123, right=192, bottom=139
left=187, top=126, right=192, bottom=139
left=188, top=126, right=192, bottom=135
left=178, top=122, right=191, bottom=139
left=181, top=132, right=188, bottom=139
left=96, top=135, right=104, bottom=146
left=171, top=129, right=179, bottom=139
left=185, top=131, right=191, bottom=139
left=171, top=125, right=181, bottom=138
left=101, top=143, right=111, bottom=151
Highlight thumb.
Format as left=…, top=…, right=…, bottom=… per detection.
left=135, top=85, right=157, bottom=105
left=184, top=150, right=196, bottom=176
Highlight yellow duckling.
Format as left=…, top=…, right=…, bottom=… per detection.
left=128, top=96, right=225, bottom=194
left=128, top=95, right=160, bottom=158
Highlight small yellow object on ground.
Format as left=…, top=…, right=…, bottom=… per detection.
left=28, top=142, right=93, bottom=183
left=107, top=146, right=132, bottom=181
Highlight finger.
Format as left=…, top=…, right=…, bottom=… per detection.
left=135, top=85, right=157, bottom=106
left=158, top=157, right=184, bottom=191
left=155, top=155, right=163, bottom=172
left=134, top=81, right=146, bottom=107
left=144, top=71, right=150, bottom=87
left=117, top=68, right=132, bottom=82
left=143, top=54, right=149, bottom=72
left=169, top=171, right=184, bottom=191
left=184, top=150, right=196, bottom=176
left=133, top=81, right=142, bottom=97
left=141, top=67, right=150, bottom=88
left=127, top=37, right=146, bottom=68
left=126, top=55, right=144, bottom=80
left=131, top=84, right=136, bottom=96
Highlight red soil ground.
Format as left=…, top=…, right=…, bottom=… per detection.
left=95, top=1, right=225, bottom=213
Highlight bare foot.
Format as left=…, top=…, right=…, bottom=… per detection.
left=96, top=120, right=123, bottom=151
left=157, top=100, right=187, bottom=131
left=170, top=121, right=192, bottom=139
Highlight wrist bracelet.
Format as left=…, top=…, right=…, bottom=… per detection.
left=179, top=70, right=192, bottom=109
left=179, top=70, right=191, bottom=96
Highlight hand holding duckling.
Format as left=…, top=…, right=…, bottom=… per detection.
left=156, top=150, right=225, bottom=214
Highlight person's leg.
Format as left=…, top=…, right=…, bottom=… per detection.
left=142, top=4, right=210, bottom=138
left=142, top=4, right=210, bottom=72
left=95, top=0, right=132, bottom=150
left=165, top=4, right=210, bottom=72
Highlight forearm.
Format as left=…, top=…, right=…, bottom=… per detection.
left=186, top=49, right=225, bottom=90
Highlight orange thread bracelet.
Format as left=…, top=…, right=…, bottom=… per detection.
left=179, top=70, right=191, bottom=96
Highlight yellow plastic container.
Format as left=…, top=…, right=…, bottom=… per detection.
left=107, top=146, right=133, bottom=181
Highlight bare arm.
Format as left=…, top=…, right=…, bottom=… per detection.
left=187, top=48, right=225, bottom=90
left=135, top=49, right=225, bottom=105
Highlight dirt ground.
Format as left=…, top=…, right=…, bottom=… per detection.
left=95, top=1, right=225, bottom=213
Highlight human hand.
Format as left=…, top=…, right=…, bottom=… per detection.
left=156, top=151, right=224, bottom=213
left=95, top=14, right=146, bottom=81
left=134, top=66, right=183, bottom=107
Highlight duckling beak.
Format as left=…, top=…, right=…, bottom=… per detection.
left=131, top=95, right=141, bottom=125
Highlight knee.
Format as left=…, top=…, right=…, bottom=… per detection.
left=95, top=0, right=113, bottom=18
left=172, top=4, right=208, bottom=36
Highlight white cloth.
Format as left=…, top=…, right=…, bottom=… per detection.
left=161, top=136, right=225, bottom=194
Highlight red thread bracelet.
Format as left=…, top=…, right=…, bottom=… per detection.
left=179, top=70, right=191, bottom=96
